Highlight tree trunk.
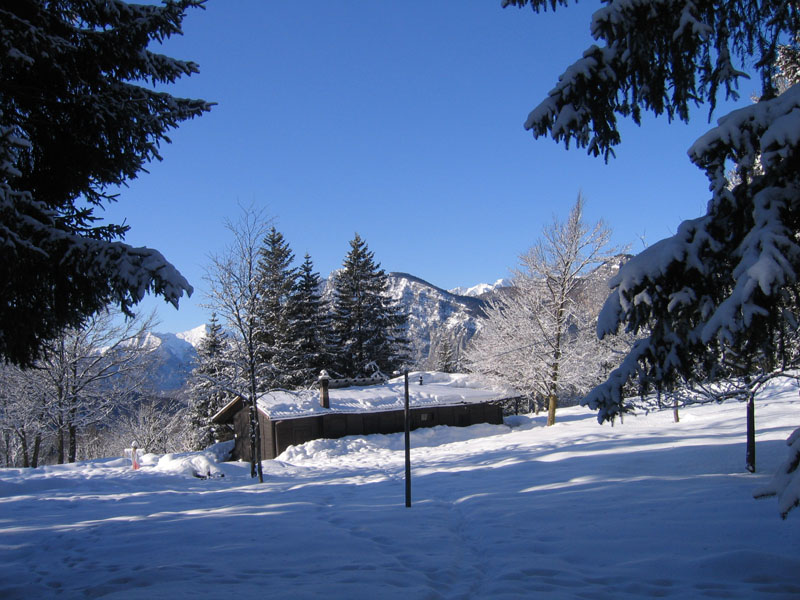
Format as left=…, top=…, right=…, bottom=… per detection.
left=673, top=396, right=680, bottom=423
left=746, top=392, right=756, bottom=473
left=31, top=433, right=42, bottom=468
left=547, top=394, right=557, bottom=427
left=68, top=423, right=77, bottom=463
left=18, top=430, right=29, bottom=468
left=248, top=361, right=263, bottom=482
left=57, top=427, right=65, bottom=464
left=547, top=302, right=564, bottom=427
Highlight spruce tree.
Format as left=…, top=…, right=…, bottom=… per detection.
left=0, top=1, right=211, bottom=366
left=188, top=313, right=230, bottom=450
left=285, top=254, right=333, bottom=387
left=331, top=234, right=409, bottom=378
left=254, top=227, right=297, bottom=390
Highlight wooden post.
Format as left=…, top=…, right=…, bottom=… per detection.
left=404, top=370, right=411, bottom=508
left=319, top=374, right=330, bottom=409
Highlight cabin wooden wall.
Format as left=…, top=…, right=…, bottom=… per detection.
left=233, top=407, right=280, bottom=462
left=230, top=401, right=504, bottom=461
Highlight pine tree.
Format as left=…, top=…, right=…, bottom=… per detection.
left=254, top=227, right=297, bottom=390
left=0, top=1, right=211, bottom=366
left=188, top=313, right=231, bottom=450
left=331, top=234, right=409, bottom=378
left=285, top=254, right=333, bottom=387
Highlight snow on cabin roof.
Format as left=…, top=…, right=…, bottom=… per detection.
left=256, top=371, right=518, bottom=420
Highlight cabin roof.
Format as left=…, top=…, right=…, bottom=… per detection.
left=212, top=371, right=518, bottom=423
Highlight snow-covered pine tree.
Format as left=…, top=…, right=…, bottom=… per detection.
left=253, top=228, right=297, bottom=390
left=330, top=234, right=409, bottom=378
left=433, top=335, right=460, bottom=374
left=0, top=1, right=211, bottom=366
left=503, top=1, right=800, bottom=425
left=285, top=254, right=333, bottom=388
left=188, top=313, right=231, bottom=450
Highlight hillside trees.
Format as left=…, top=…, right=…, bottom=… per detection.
left=0, top=0, right=211, bottom=366
left=465, top=195, right=622, bottom=424
left=433, top=334, right=461, bottom=373
left=330, top=234, right=409, bottom=378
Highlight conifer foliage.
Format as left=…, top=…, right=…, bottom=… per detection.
left=0, top=0, right=211, bottom=366
left=330, top=234, right=409, bottom=378
left=286, top=254, right=333, bottom=387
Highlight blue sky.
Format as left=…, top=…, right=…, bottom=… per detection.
left=104, top=1, right=752, bottom=333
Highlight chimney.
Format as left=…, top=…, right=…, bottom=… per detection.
left=318, top=370, right=330, bottom=409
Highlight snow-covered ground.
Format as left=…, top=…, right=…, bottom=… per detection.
left=2, top=385, right=800, bottom=599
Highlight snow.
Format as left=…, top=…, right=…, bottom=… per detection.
left=2, top=385, right=800, bottom=598
left=449, top=278, right=511, bottom=297
left=257, top=371, right=517, bottom=420
left=175, top=324, right=208, bottom=349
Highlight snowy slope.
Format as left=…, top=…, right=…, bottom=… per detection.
left=1, top=384, right=799, bottom=598
left=385, top=272, right=489, bottom=366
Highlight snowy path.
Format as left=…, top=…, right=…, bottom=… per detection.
left=1, top=392, right=800, bottom=598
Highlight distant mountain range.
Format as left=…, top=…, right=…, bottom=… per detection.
left=144, top=275, right=507, bottom=391
left=145, top=260, right=624, bottom=392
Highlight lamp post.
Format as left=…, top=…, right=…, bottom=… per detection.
left=395, top=370, right=411, bottom=508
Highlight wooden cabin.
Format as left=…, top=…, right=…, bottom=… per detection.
left=211, top=371, right=519, bottom=461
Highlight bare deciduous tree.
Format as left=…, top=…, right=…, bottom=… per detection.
left=0, top=309, right=158, bottom=465
left=203, top=205, right=274, bottom=482
left=466, top=194, right=623, bottom=425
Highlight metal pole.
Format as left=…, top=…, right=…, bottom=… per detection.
left=746, top=392, right=756, bottom=473
left=404, top=370, right=411, bottom=508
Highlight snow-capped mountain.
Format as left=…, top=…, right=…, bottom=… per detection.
left=386, top=273, right=490, bottom=367
left=142, top=325, right=207, bottom=392
left=448, top=278, right=512, bottom=298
